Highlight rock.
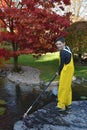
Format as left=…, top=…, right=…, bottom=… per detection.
left=72, top=76, right=87, bottom=85
left=14, top=101, right=87, bottom=130
left=0, top=68, right=8, bottom=78
left=7, top=66, right=41, bottom=92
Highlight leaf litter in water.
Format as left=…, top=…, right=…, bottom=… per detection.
left=0, top=99, right=7, bottom=115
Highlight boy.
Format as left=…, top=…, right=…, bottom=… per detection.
left=55, top=36, right=74, bottom=112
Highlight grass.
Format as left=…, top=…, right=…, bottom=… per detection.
left=8, top=53, right=87, bottom=82
left=75, top=65, right=87, bottom=79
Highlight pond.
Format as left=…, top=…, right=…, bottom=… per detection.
left=0, top=78, right=53, bottom=130
left=0, top=78, right=37, bottom=130
left=0, top=77, right=87, bottom=130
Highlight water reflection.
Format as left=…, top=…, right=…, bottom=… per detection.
left=0, top=78, right=39, bottom=130
left=73, top=85, right=87, bottom=100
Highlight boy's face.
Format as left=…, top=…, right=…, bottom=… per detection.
left=55, top=41, right=65, bottom=51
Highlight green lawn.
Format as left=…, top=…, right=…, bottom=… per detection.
left=75, top=65, right=87, bottom=79
left=8, top=53, right=87, bottom=82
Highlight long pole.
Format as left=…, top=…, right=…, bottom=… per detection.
left=23, top=74, right=57, bottom=118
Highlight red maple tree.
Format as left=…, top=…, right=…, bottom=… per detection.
left=0, top=0, right=71, bottom=71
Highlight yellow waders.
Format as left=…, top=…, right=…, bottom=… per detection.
left=57, top=53, right=74, bottom=110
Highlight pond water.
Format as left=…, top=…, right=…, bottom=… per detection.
left=0, top=78, right=41, bottom=130
left=0, top=78, right=87, bottom=130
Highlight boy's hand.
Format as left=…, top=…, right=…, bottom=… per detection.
left=56, top=72, right=59, bottom=76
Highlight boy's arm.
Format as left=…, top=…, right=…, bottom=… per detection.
left=58, top=51, right=65, bottom=75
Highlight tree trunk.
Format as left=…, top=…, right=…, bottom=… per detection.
left=12, top=40, right=21, bottom=72
left=78, top=48, right=82, bottom=63
left=78, top=53, right=82, bottom=63
left=13, top=55, right=19, bottom=72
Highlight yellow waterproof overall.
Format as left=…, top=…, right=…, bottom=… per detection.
left=57, top=52, right=74, bottom=110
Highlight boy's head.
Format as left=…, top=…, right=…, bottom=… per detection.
left=55, top=36, right=65, bottom=51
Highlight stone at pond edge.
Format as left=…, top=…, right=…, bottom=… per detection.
left=80, top=96, right=87, bottom=100
left=14, top=101, right=87, bottom=130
